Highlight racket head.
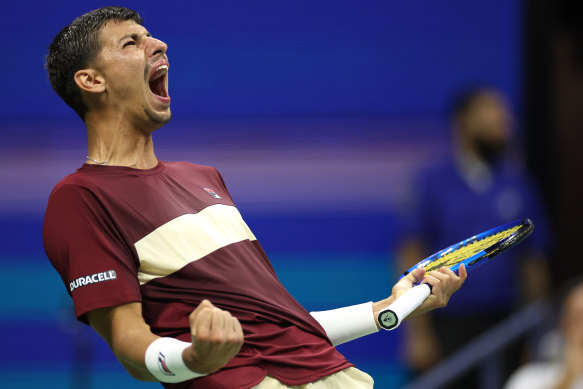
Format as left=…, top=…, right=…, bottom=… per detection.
left=401, top=218, right=534, bottom=279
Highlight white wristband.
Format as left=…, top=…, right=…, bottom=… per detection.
left=145, top=337, right=207, bottom=383
left=310, top=302, right=379, bottom=346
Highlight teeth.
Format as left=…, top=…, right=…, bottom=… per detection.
left=151, top=65, right=168, bottom=81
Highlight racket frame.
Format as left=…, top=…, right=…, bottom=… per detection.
left=378, top=218, right=534, bottom=331
left=400, top=218, right=534, bottom=278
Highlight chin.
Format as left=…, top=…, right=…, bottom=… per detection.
left=145, top=108, right=172, bottom=127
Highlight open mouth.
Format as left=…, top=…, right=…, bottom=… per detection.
left=149, top=64, right=169, bottom=98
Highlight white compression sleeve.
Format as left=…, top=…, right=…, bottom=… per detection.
left=145, top=337, right=207, bottom=383
left=310, top=302, right=379, bottom=346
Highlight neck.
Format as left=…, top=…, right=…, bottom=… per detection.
left=84, top=112, right=160, bottom=170
left=454, top=147, right=493, bottom=194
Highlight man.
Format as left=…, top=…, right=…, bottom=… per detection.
left=504, top=279, right=583, bottom=389
left=43, top=7, right=466, bottom=388
left=398, top=87, right=551, bottom=386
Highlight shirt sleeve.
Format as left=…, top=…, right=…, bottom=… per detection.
left=43, top=182, right=142, bottom=323
left=310, top=302, right=379, bottom=346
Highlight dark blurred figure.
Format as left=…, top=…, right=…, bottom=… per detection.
left=504, top=279, right=583, bottom=389
left=398, top=87, right=552, bottom=387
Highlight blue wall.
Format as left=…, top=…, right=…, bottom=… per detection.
left=0, top=1, right=523, bottom=387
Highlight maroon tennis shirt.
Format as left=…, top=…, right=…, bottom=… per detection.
left=43, top=161, right=352, bottom=388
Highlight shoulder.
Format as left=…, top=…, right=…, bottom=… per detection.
left=47, top=169, right=100, bottom=203
left=418, top=157, right=456, bottom=180
left=163, top=161, right=221, bottom=176
left=498, top=161, right=539, bottom=186
left=162, top=161, right=227, bottom=189
left=45, top=166, right=124, bottom=221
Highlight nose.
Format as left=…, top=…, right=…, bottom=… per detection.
left=146, top=36, right=167, bottom=58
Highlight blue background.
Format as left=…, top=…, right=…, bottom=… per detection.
left=0, top=0, right=524, bottom=387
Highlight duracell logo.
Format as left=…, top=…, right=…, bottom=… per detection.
left=70, top=270, right=117, bottom=292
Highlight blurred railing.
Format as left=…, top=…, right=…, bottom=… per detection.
left=404, top=301, right=552, bottom=389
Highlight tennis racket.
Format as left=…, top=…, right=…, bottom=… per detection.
left=378, top=218, right=534, bottom=331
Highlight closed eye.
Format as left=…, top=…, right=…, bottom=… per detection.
left=119, top=31, right=151, bottom=48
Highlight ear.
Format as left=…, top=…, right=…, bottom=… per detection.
left=74, top=69, right=105, bottom=94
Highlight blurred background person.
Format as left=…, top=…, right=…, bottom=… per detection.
left=398, top=86, right=552, bottom=387
left=504, top=279, right=583, bottom=389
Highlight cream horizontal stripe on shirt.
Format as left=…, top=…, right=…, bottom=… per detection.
left=135, top=204, right=257, bottom=285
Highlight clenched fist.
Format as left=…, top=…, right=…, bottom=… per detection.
left=182, top=300, right=244, bottom=374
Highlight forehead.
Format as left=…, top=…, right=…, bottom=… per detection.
left=471, top=93, right=506, bottom=112
left=98, top=19, right=148, bottom=47
left=466, top=94, right=510, bottom=123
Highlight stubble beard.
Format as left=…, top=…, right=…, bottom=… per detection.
left=145, top=107, right=172, bottom=127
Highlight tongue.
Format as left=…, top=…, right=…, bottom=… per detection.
left=149, top=75, right=165, bottom=97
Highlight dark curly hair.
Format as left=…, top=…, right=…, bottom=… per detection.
left=46, top=7, right=143, bottom=120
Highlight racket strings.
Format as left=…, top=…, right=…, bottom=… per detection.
left=422, top=225, right=521, bottom=273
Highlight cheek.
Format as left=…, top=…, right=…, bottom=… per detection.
left=110, top=69, right=147, bottom=99
left=101, top=54, right=146, bottom=90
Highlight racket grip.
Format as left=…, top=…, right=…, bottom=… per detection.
left=377, top=284, right=431, bottom=331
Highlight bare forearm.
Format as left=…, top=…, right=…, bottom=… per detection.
left=87, top=301, right=243, bottom=383
left=87, top=304, right=159, bottom=381
left=112, top=328, right=159, bottom=381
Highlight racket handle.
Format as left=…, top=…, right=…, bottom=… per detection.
left=377, top=284, right=431, bottom=331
